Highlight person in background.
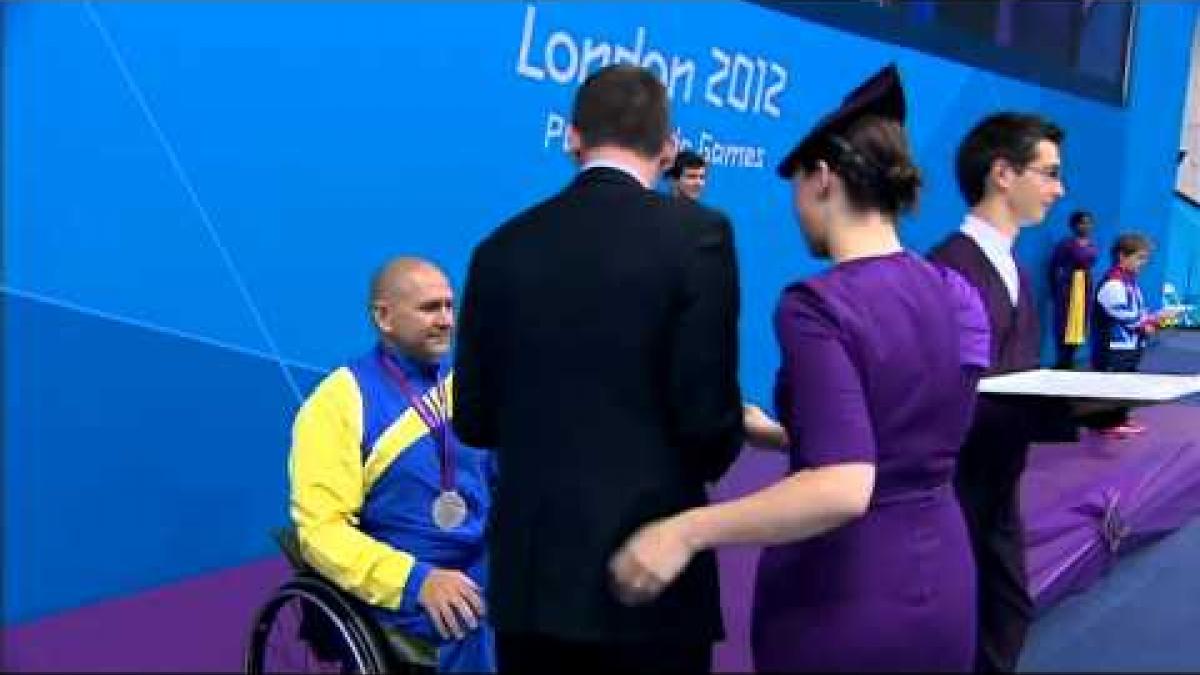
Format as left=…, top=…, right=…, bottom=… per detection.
left=289, top=257, right=496, bottom=673
left=928, top=111, right=1076, bottom=673
left=1089, top=233, right=1177, bottom=437
left=1049, top=209, right=1099, bottom=369
left=665, top=149, right=709, bottom=202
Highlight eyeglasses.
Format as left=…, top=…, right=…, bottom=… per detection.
left=1023, top=164, right=1063, bottom=181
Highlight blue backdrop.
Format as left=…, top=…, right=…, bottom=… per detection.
left=1167, top=196, right=1200, bottom=300
left=3, top=0, right=1195, bottom=626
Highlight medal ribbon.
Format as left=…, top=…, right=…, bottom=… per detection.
left=377, top=346, right=455, bottom=492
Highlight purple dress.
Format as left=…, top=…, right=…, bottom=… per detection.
left=751, top=252, right=990, bottom=671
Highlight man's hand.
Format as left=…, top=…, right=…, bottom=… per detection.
left=743, top=403, right=789, bottom=451
left=418, top=568, right=485, bottom=641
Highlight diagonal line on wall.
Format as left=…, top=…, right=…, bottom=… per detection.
left=81, top=1, right=303, bottom=402
left=2, top=285, right=326, bottom=377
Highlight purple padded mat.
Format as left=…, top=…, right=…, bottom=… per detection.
left=1021, top=403, right=1200, bottom=613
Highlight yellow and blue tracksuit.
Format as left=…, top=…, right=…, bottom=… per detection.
left=289, top=344, right=496, bottom=672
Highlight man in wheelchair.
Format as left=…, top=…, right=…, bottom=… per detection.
left=287, top=257, right=496, bottom=672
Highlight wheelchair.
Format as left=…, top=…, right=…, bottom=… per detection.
left=245, top=529, right=437, bottom=674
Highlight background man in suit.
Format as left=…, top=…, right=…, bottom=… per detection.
left=452, top=64, right=744, bottom=673
left=929, top=112, right=1073, bottom=673
left=665, top=149, right=709, bottom=202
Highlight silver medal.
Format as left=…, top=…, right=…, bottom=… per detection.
left=432, top=490, right=468, bottom=530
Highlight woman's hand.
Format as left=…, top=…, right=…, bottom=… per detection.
left=609, top=515, right=699, bottom=606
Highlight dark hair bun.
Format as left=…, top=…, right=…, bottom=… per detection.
left=883, top=162, right=921, bottom=213
left=821, top=116, right=921, bottom=216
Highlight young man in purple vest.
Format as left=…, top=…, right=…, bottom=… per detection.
left=929, top=113, right=1074, bottom=673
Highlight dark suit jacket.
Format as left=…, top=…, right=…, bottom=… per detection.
left=453, top=167, right=744, bottom=644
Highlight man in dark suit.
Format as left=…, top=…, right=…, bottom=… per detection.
left=928, top=112, right=1073, bottom=673
left=665, top=149, right=709, bottom=203
left=452, top=64, right=744, bottom=673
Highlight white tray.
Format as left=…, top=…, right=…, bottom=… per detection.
left=978, top=368, right=1200, bottom=402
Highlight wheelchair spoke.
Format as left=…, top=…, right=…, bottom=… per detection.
left=249, top=580, right=385, bottom=674
left=262, top=599, right=316, bottom=672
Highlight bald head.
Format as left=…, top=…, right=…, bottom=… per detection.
left=370, top=257, right=441, bottom=303
left=369, top=257, right=455, bottom=363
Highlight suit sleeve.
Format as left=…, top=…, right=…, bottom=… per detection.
left=452, top=242, right=497, bottom=449
left=668, top=212, right=745, bottom=483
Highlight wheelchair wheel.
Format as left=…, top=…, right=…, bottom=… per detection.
left=246, top=576, right=392, bottom=674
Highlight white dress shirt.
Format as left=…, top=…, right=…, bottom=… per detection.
left=580, top=159, right=651, bottom=189
left=961, top=214, right=1020, bottom=305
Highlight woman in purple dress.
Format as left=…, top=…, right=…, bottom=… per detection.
left=609, top=64, right=988, bottom=671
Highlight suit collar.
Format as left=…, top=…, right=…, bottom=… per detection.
left=573, top=165, right=650, bottom=190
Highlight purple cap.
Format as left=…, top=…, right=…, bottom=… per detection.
left=777, top=63, right=907, bottom=179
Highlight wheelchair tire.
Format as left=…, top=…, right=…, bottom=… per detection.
left=245, top=575, right=392, bottom=674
